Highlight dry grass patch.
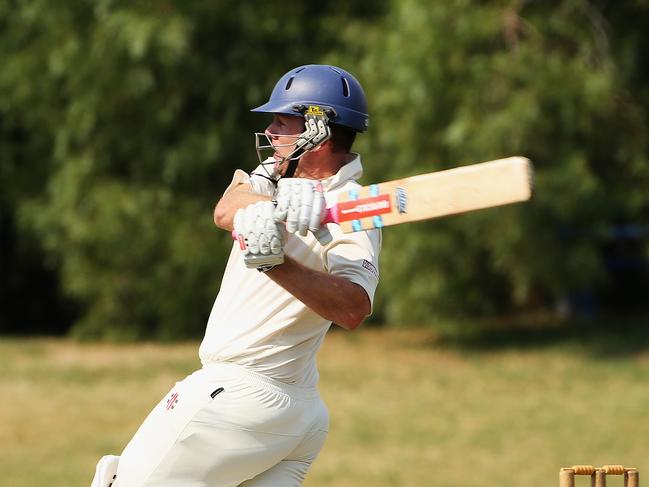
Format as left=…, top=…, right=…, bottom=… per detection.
left=2, top=329, right=649, bottom=487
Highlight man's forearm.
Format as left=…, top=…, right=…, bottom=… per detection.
left=266, top=255, right=371, bottom=330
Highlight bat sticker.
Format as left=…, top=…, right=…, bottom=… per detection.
left=395, top=187, right=408, bottom=214
left=336, top=194, right=392, bottom=222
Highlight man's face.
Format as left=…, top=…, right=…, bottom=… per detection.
left=265, top=114, right=305, bottom=161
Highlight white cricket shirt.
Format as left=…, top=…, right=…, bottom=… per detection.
left=199, top=155, right=381, bottom=387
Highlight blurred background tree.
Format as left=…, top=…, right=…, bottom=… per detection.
left=1, top=0, right=647, bottom=339
left=342, top=0, right=649, bottom=324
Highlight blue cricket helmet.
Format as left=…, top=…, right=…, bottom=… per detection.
left=251, top=64, right=369, bottom=132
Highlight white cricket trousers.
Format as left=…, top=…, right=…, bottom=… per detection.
left=113, top=362, right=329, bottom=487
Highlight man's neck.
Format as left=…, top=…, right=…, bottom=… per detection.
left=295, top=152, right=354, bottom=180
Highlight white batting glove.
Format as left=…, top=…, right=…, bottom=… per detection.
left=273, top=178, right=327, bottom=237
left=233, top=201, right=284, bottom=271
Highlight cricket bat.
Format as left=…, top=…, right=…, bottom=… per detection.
left=322, top=156, right=533, bottom=233
left=232, top=157, right=533, bottom=248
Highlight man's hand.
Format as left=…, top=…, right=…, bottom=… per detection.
left=273, top=179, right=326, bottom=236
left=233, top=201, right=284, bottom=271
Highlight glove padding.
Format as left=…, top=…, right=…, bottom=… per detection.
left=234, top=201, right=284, bottom=270
left=273, top=178, right=327, bottom=237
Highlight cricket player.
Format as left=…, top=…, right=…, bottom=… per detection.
left=94, top=64, right=381, bottom=487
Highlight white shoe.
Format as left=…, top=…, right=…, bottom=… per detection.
left=90, top=455, right=120, bottom=487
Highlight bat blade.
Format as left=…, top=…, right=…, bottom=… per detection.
left=323, top=156, right=533, bottom=232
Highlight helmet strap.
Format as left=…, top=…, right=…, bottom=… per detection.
left=283, top=149, right=303, bottom=178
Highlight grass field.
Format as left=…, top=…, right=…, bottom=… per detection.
left=2, top=325, right=649, bottom=486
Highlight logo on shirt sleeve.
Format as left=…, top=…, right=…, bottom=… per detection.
left=362, top=259, right=379, bottom=279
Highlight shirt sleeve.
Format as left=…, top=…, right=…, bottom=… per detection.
left=223, top=163, right=276, bottom=197
left=323, top=227, right=382, bottom=309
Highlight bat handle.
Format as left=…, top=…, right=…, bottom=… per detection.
left=313, top=226, right=333, bottom=245
left=313, top=206, right=336, bottom=245
left=322, top=205, right=337, bottom=225
left=230, top=206, right=337, bottom=244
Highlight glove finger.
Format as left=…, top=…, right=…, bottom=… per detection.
left=262, top=200, right=275, bottom=221
left=270, top=234, right=283, bottom=255
left=309, top=188, right=325, bottom=232
left=244, top=203, right=260, bottom=254
left=244, top=203, right=257, bottom=236
left=258, top=233, right=270, bottom=255
left=247, top=232, right=260, bottom=255
left=285, top=181, right=301, bottom=233
left=274, top=181, right=290, bottom=221
left=264, top=213, right=279, bottom=236
left=253, top=202, right=267, bottom=238
left=233, top=208, right=245, bottom=236
left=263, top=201, right=278, bottom=255
left=297, top=182, right=314, bottom=236
left=261, top=204, right=277, bottom=255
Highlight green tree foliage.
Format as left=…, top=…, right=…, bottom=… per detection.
left=1, top=0, right=385, bottom=338
left=334, top=0, right=649, bottom=323
left=1, top=0, right=647, bottom=337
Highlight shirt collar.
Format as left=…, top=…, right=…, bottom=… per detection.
left=320, top=153, right=363, bottom=191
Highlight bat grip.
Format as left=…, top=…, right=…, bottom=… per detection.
left=322, top=205, right=336, bottom=224
left=231, top=206, right=337, bottom=243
